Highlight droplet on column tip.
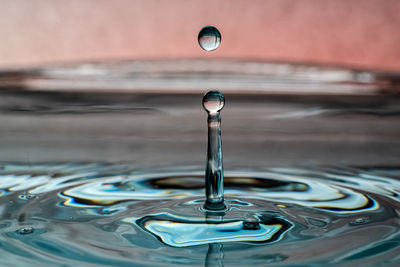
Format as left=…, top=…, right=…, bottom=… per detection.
left=202, top=91, right=225, bottom=113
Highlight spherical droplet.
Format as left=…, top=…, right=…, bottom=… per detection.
left=243, top=215, right=260, bottom=230
left=17, top=227, right=35, bottom=235
left=202, top=91, right=225, bottom=113
left=198, top=26, right=221, bottom=51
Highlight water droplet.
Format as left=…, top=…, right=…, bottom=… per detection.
left=18, top=193, right=38, bottom=201
left=350, top=217, right=370, bottom=226
left=198, top=26, right=221, bottom=51
left=202, top=91, right=225, bottom=114
left=243, top=215, right=260, bottom=230
left=17, top=227, right=35, bottom=235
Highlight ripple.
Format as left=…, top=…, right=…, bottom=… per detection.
left=56, top=171, right=383, bottom=213
left=0, top=163, right=399, bottom=266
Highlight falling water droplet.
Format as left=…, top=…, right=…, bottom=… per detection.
left=203, top=91, right=225, bottom=210
left=198, top=26, right=221, bottom=51
left=17, top=227, right=35, bottom=235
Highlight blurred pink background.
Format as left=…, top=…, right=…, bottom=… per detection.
left=0, top=0, right=399, bottom=71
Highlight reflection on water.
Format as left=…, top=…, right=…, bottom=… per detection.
left=132, top=213, right=291, bottom=247
left=0, top=163, right=399, bottom=266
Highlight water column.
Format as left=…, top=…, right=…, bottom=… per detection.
left=203, top=91, right=226, bottom=210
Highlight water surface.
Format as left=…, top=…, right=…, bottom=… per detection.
left=0, top=163, right=399, bottom=266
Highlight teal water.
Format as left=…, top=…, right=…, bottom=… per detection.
left=0, top=163, right=399, bottom=266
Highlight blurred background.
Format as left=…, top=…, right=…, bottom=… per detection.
left=0, top=0, right=399, bottom=167
left=1, top=0, right=400, bottom=71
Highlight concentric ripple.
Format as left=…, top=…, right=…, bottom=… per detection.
left=0, top=163, right=399, bottom=266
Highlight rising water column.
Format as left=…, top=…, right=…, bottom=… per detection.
left=203, top=91, right=226, bottom=210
